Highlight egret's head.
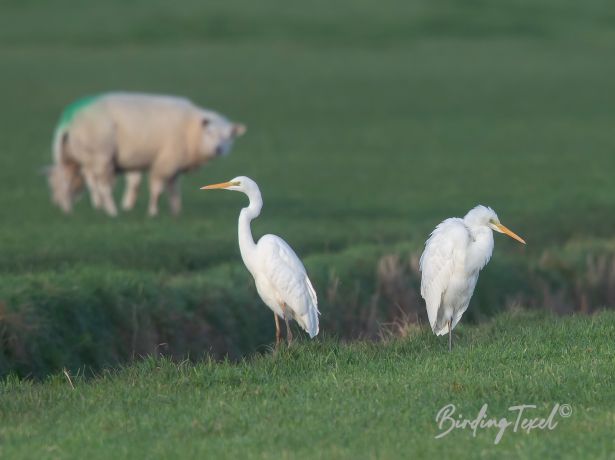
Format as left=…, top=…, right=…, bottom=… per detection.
left=464, top=205, right=526, bottom=244
left=200, top=176, right=258, bottom=194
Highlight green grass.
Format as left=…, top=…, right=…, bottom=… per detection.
left=1, top=312, right=614, bottom=459
left=2, top=2, right=614, bottom=457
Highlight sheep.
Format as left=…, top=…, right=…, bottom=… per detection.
left=48, top=92, right=246, bottom=216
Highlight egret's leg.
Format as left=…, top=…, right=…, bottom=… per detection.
left=281, top=303, right=293, bottom=345
left=285, top=316, right=293, bottom=345
left=274, top=314, right=282, bottom=348
left=448, top=320, right=452, bottom=352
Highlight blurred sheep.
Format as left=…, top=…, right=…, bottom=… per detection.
left=48, top=92, right=246, bottom=216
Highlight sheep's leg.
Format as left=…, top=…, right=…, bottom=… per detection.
left=91, top=159, right=117, bottom=217
left=95, top=173, right=117, bottom=217
left=83, top=170, right=102, bottom=210
left=148, top=175, right=165, bottom=217
left=122, top=172, right=142, bottom=211
left=99, top=183, right=118, bottom=217
left=167, top=175, right=182, bottom=216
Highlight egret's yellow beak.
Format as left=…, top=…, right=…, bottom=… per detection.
left=201, top=181, right=239, bottom=190
left=495, top=223, right=526, bottom=245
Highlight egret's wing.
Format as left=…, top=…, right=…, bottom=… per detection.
left=257, top=234, right=319, bottom=337
left=451, top=271, right=479, bottom=330
left=419, top=218, right=469, bottom=333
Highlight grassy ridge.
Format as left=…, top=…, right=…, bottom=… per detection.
left=2, top=237, right=614, bottom=378
left=1, top=312, right=614, bottom=459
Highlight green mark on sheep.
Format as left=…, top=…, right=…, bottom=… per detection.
left=57, top=94, right=101, bottom=130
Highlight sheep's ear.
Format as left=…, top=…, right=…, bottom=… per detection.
left=232, top=123, right=246, bottom=137
left=202, top=118, right=211, bottom=127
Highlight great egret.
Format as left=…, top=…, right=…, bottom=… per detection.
left=419, top=205, right=525, bottom=351
left=201, top=176, right=319, bottom=346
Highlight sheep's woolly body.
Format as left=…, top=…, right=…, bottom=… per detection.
left=48, top=92, right=245, bottom=216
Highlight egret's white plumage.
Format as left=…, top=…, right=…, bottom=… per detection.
left=202, top=176, right=319, bottom=344
left=419, top=205, right=525, bottom=349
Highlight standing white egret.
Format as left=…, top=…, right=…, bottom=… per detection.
left=419, top=205, right=525, bottom=351
left=201, top=176, right=319, bottom=346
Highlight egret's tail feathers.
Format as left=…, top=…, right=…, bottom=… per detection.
left=305, top=276, right=320, bottom=314
left=301, top=275, right=319, bottom=338
left=432, top=324, right=448, bottom=336
left=431, top=311, right=465, bottom=336
left=433, top=315, right=462, bottom=336
left=428, top=309, right=448, bottom=336
left=296, top=302, right=319, bottom=338
left=300, top=307, right=319, bottom=338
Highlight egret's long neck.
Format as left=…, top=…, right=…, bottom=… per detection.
left=466, top=225, right=494, bottom=273
left=238, top=188, right=263, bottom=274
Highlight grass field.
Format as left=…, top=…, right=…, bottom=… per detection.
left=1, top=312, right=614, bottom=459
left=1, top=1, right=615, bottom=376
left=1, top=4, right=615, bottom=452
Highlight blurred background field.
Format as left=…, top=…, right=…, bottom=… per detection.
left=1, top=0, right=615, bottom=377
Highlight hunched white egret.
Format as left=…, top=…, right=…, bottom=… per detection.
left=201, top=176, right=319, bottom=346
left=419, top=205, right=525, bottom=351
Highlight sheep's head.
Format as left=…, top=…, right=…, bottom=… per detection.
left=199, top=111, right=246, bottom=159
